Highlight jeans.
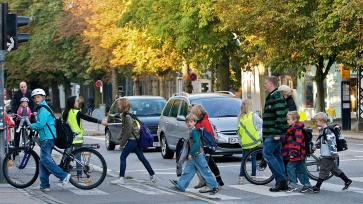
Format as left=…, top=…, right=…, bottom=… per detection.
left=287, top=160, right=312, bottom=187
left=176, top=153, right=218, bottom=192
left=240, top=148, right=257, bottom=177
left=39, top=139, right=68, bottom=189
left=119, top=139, right=154, bottom=177
left=263, top=136, right=286, bottom=183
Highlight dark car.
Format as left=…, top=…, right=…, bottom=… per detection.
left=105, top=96, right=166, bottom=150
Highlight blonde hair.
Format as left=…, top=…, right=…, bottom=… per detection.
left=287, top=111, right=300, bottom=122
left=239, top=99, right=251, bottom=117
left=278, top=85, right=298, bottom=103
left=118, top=98, right=131, bottom=113
left=190, top=104, right=207, bottom=120
left=313, top=112, right=328, bottom=123
left=186, top=113, right=198, bottom=123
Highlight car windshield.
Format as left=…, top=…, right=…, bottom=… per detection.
left=129, top=99, right=166, bottom=117
left=191, top=97, right=241, bottom=118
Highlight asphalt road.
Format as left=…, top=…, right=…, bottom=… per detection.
left=21, top=136, right=363, bottom=204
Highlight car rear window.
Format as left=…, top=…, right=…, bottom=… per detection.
left=191, top=97, right=241, bottom=118
left=129, top=99, right=166, bottom=116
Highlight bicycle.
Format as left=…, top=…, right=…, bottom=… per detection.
left=241, top=146, right=340, bottom=185
left=13, top=114, right=32, bottom=147
left=2, top=131, right=107, bottom=190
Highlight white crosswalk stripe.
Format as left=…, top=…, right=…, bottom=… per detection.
left=115, top=182, right=173, bottom=195
left=56, top=183, right=109, bottom=195
left=185, top=188, right=241, bottom=200
left=229, top=184, right=301, bottom=197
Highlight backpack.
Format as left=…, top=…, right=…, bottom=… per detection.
left=327, top=124, right=348, bottom=152
left=127, top=113, right=154, bottom=150
left=37, top=105, right=74, bottom=149
left=302, top=128, right=314, bottom=155
left=198, top=127, right=218, bottom=154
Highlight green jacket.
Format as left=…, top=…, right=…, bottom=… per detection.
left=262, top=89, right=289, bottom=137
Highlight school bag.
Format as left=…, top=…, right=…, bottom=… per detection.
left=198, top=127, right=218, bottom=154
left=327, top=124, right=348, bottom=152
left=36, top=105, right=74, bottom=149
left=175, top=138, right=189, bottom=177
left=302, top=127, right=314, bottom=155
left=127, top=113, right=154, bottom=150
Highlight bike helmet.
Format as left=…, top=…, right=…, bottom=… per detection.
left=31, top=88, right=46, bottom=97
left=20, top=97, right=29, bottom=102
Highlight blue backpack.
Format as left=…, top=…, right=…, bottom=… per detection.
left=127, top=113, right=154, bottom=150
left=198, top=127, right=218, bottom=154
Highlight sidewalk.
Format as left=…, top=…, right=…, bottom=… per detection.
left=0, top=184, right=44, bottom=204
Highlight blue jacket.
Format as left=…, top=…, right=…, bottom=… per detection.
left=30, top=100, right=56, bottom=141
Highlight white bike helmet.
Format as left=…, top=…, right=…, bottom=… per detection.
left=20, top=97, right=29, bottom=102
left=31, top=88, right=46, bottom=97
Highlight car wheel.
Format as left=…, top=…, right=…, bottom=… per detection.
left=105, top=129, right=115, bottom=151
left=160, top=134, right=174, bottom=159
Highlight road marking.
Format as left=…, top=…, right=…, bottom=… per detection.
left=186, top=188, right=241, bottom=201
left=84, top=136, right=104, bottom=141
left=116, top=183, right=173, bottom=195
left=349, top=150, right=363, bottom=153
left=229, top=184, right=301, bottom=197
left=57, top=183, right=109, bottom=195
left=354, top=156, right=363, bottom=158
left=320, top=183, right=363, bottom=194
left=353, top=144, right=363, bottom=146
left=351, top=177, right=363, bottom=183
left=340, top=158, right=363, bottom=162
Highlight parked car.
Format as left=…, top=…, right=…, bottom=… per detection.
left=157, top=92, right=242, bottom=159
left=105, top=96, right=166, bottom=150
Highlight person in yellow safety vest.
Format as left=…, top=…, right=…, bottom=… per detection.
left=237, top=99, right=262, bottom=185
left=62, top=96, right=108, bottom=146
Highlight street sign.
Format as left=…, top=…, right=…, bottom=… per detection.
left=189, top=72, right=197, bottom=81
left=95, top=80, right=103, bottom=88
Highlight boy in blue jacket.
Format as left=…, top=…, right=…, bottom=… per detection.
left=30, top=89, right=71, bottom=192
left=170, top=113, right=219, bottom=195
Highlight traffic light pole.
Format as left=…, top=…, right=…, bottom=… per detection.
left=0, top=50, right=6, bottom=182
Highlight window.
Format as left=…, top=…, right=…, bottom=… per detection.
left=129, top=99, right=166, bottom=116
left=162, top=99, right=174, bottom=116
left=170, top=99, right=181, bottom=118
left=191, top=97, right=241, bottom=118
left=179, top=101, right=188, bottom=116
left=109, top=100, right=119, bottom=114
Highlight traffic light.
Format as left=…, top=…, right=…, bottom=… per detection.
left=0, top=3, right=30, bottom=51
left=6, top=13, right=30, bottom=50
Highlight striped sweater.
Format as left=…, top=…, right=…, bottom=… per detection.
left=262, top=89, right=289, bottom=137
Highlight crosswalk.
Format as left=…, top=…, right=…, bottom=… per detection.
left=33, top=176, right=363, bottom=203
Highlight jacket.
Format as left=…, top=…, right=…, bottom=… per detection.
left=30, top=100, right=56, bottom=141
left=17, top=106, right=32, bottom=119
left=317, top=127, right=338, bottom=157
left=175, top=138, right=189, bottom=176
left=282, top=122, right=306, bottom=161
left=118, top=112, right=139, bottom=147
left=285, top=96, right=297, bottom=111
left=189, top=128, right=203, bottom=157
left=195, top=114, right=214, bottom=138
left=262, top=89, right=289, bottom=137
left=11, top=90, right=35, bottom=113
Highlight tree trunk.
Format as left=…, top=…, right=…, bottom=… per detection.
left=64, top=80, right=71, bottom=99
left=258, top=64, right=266, bottom=109
left=159, top=75, right=165, bottom=98
left=133, top=76, right=140, bottom=96
left=111, top=68, right=118, bottom=100
left=182, top=59, right=193, bottom=93
left=216, top=51, right=230, bottom=91
left=51, top=83, right=61, bottom=113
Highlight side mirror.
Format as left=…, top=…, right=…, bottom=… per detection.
left=176, top=115, right=186, bottom=121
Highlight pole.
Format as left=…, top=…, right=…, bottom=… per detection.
left=0, top=50, right=6, bottom=182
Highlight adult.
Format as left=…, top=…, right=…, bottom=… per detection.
left=62, top=96, right=107, bottom=146
left=111, top=98, right=157, bottom=185
left=278, top=85, right=297, bottom=111
left=237, top=99, right=262, bottom=184
left=262, top=76, right=289, bottom=192
left=11, top=81, right=35, bottom=149
left=190, top=104, right=224, bottom=191
left=29, top=88, right=71, bottom=192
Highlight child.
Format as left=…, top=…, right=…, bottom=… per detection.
left=284, top=111, right=312, bottom=193
left=16, top=97, right=32, bottom=133
left=170, top=113, right=219, bottom=195
left=311, top=112, right=352, bottom=193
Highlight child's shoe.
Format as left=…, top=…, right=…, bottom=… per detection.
left=311, top=186, right=320, bottom=193
left=342, top=179, right=352, bottom=190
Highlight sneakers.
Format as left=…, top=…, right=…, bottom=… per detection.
left=111, top=177, right=125, bottom=185
left=209, top=187, right=219, bottom=195
left=62, top=173, right=71, bottom=185
left=343, top=179, right=352, bottom=190
left=40, top=188, right=51, bottom=192
left=16, top=128, right=20, bottom=133
left=269, top=181, right=288, bottom=192
left=286, top=187, right=298, bottom=193
left=300, top=186, right=313, bottom=193
left=150, top=175, right=158, bottom=184
left=169, top=179, right=180, bottom=191
left=238, top=176, right=244, bottom=185
left=199, top=186, right=210, bottom=193
left=311, top=186, right=320, bottom=193
left=194, top=182, right=206, bottom=189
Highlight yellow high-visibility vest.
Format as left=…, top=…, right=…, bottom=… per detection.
left=67, top=109, right=84, bottom=144
left=238, top=112, right=261, bottom=149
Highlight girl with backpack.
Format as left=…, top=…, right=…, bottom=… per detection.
left=111, top=98, right=157, bottom=185
left=237, top=99, right=262, bottom=184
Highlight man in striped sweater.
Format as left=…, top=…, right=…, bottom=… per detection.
left=262, top=76, right=289, bottom=192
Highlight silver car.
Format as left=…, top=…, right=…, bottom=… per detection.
left=105, top=96, right=166, bottom=150
left=157, top=93, right=242, bottom=159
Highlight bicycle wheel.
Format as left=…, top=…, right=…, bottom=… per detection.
left=66, top=147, right=107, bottom=190
left=306, top=153, right=340, bottom=181
left=2, top=147, right=39, bottom=188
left=243, top=147, right=274, bottom=185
